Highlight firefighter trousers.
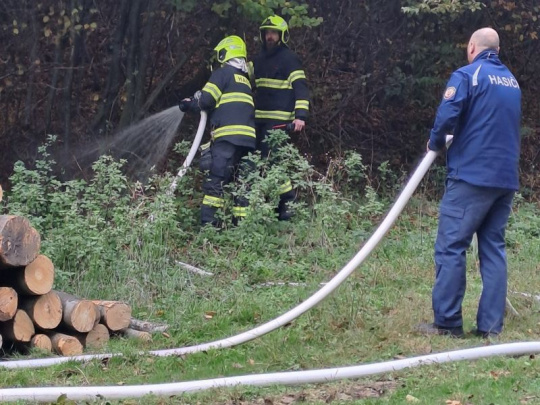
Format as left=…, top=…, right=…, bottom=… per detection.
left=201, top=140, right=253, bottom=226
left=255, top=121, right=296, bottom=220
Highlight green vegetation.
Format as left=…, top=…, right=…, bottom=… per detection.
left=1, top=134, right=540, bottom=404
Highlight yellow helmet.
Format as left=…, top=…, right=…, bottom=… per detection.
left=259, top=15, right=290, bottom=44
left=214, top=35, right=247, bottom=63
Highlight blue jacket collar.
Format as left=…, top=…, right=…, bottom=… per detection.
left=473, top=49, right=499, bottom=63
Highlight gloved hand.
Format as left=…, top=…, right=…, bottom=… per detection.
left=179, top=98, right=191, bottom=112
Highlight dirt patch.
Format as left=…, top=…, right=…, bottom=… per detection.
left=217, top=380, right=400, bottom=404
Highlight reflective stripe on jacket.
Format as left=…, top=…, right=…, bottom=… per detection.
left=199, top=64, right=256, bottom=149
left=252, top=46, right=310, bottom=124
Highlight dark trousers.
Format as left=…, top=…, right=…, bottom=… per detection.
left=255, top=122, right=296, bottom=217
left=201, top=140, right=252, bottom=226
left=432, top=178, right=514, bottom=334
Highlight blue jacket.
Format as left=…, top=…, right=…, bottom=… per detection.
left=428, top=50, right=521, bottom=190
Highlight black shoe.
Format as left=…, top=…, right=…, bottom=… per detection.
left=415, top=322, right=464, bottom=338
left=277, top=201, right=294, bottom=221
left=471, top=329, right=499, bottom=339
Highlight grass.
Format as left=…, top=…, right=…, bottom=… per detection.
left=1, top=197, right=540, bottom=404
left=2, top=140, right=540, bottom=404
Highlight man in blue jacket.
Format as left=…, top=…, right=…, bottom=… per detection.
left=416, top=28, right=521, bottom=338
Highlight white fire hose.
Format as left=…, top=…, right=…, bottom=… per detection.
left=1, top=342, right=538, bottom=401
left=1, top=137, right=452, bottom=370
left=4, top=137, right=538, bottom=401
left=168, top=111, right=208, bottom=194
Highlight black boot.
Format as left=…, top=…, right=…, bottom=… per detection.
left=277, top=199, right=293, bottom=221
left=201, top=205, right=221, bottom=228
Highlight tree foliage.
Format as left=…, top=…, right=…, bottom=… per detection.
left=0, top=0, right=539, bottom=197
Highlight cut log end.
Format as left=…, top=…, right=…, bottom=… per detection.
left=83, top=323, right=110, bottom=350
left=50, top=333, right=84, bottom=356
left=20, top=255, right=55, bottom=295
left=0, top=309, right=35, bottom=342
left=0, top=287, right=18, bottom=321
left=68, top=301, right=98, bottom=333
left=30, top=334, right=53, bottom=352
left=21, top=291, right=62, bottom=330
left=55, top=291, right=98, bottom=333
left=92, top=301, right=131, bottom=331
left=122, top=328, right=152, bottom=342
left=0, top=216, right=41, bottom=268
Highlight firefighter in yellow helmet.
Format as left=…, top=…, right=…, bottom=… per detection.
left=180, top=35, right=255, bottom=226
left=252, top=15, right=310, bottom=220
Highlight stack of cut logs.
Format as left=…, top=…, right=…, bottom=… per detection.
left=0, top=214, right=153, bottom=356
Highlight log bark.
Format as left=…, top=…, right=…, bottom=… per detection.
left=30, top=334, right=52, bottom=352
left=121, top=327, right=151, bottom=342
left=91, top=300, right=131, bottom=331
left=19, top=291, right=62, bottom=329
left=76, top=323, right=110, bottom=350
left=54, top=291, right=98, bottom=333
left=0, top=287, right=18, bottom=321
left=129, top=318, right=169, bottom=333
left=0, top=309, right=35, bottom=342
left=49, top=332, right=84, bottom=356
left=0, top=216, right=41, bottom=268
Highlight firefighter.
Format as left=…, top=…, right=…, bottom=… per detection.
left=180, top=35, right=256, bottom=227
left=251, top=15, right=310, bottom=220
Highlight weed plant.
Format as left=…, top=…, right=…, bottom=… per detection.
left=1, top=132, right=539, bottom=404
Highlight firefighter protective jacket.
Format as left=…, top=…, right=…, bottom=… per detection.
left=252, top=46, right=310, bottom=123
left=428, top=49, right=521, bottom=190
left=199, top=64, right=256, bottom=149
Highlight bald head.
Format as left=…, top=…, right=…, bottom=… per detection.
left=467, top=27, right=500, bottom=63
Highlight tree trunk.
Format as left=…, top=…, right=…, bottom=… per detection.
left=62, top=0, right=77, bottom=153
left=0, top=254, right=55, bottom=295
left=0, top=216, right=41, bottom=268
left=90, top=0, right=131, bottom=134
left=54, top=291, right=98, bottom=333
left=133, top=0, right=156, bottom=114
left=19, top=291, right=62, bottom=330
left=76, top=323, right=109, bottom=349
left=44, top=34, right=67, bottom=133
left=0, top=287, right=18, bottom=321
left=91, top=300, right=131, bottom=331
left=30, top=333, right=53, bottom=352
left=0, top=309, right=35, bottom=342
left=136, top=16, right=219, bottom=119
left=0, top=184, right=3, bottom=202
left=23, top=5, right=39, bottom=127
left=118, top=0, right=143, bottom=128
left=49, top=332, right=84, bottom=356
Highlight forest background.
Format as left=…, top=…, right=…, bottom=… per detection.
left=0, top=0, right=538, bottom=195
